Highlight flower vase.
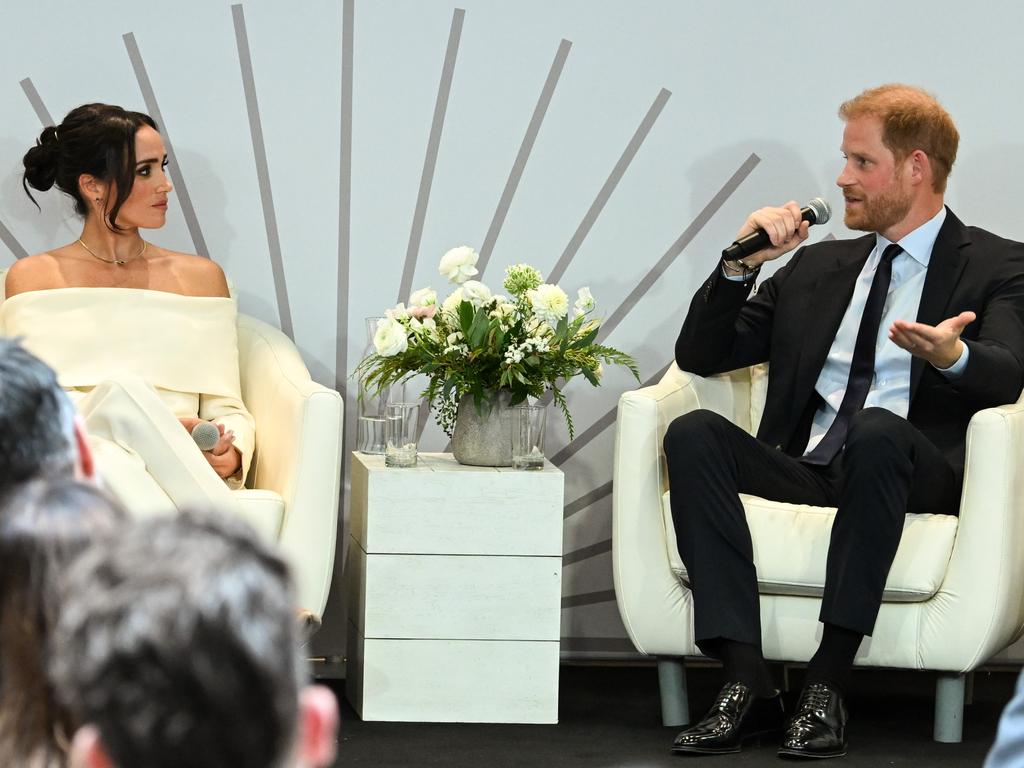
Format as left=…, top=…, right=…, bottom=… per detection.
left=357, top=317, right=403, bottom=454
left=451, top=390, right=515, bottom=466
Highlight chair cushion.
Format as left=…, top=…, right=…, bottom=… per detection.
left=233, top=488, right=285, bottom=542
left=662, top=492, right=959, bottom=602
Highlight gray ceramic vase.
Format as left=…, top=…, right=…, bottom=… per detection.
left=451, top=390, right=515, bottom=466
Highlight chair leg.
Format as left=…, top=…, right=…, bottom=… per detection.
left=934, top=672, right=965, bottom=743
left=657, top=658, right=690, bottom=727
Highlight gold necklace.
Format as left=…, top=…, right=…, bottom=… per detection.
left=78, top=238, right=147, bottom=266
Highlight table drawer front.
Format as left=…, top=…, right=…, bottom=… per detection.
left=353, top=635, right=559, bottom=723
left=359, top=552, right=561, bottom=640
left=351, top=453, right=564, bottom=556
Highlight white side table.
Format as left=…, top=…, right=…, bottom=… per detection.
left=345, top=452, right=564, bottom=723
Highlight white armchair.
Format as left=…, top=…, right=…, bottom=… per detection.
left=612, top=363, right=1024, bottom=742
left=235, top=314, right=343, bottom=620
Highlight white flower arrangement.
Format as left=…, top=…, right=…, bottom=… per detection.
left=357, top=247, right=638, bottom=437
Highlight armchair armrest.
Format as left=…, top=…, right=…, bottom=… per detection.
left=920, top=398, right=1024, bottom=670
left=611, top=363, right=752, bottom=655
left=236, top=314, right=343, bottom=619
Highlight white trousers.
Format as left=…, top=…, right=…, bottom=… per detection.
left=76, top=375, right=240, bottom=517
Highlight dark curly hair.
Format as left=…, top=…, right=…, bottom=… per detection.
left=50, top=510, right=305, bottom=768
left=22, top=103, right=159, bottom=232
left=0, top=338, right=77, bottom=491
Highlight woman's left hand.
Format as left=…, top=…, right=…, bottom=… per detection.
left=206, top=424, right=241, bottom=479
left=181, top=418, right=241, bottom=478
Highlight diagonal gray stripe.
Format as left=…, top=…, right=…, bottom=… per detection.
left=123, top=33, right=209, bottom=259
left=563, top=538, right=611, bottom=566
left=476, top=38, right=572, bottom=278
left=19, top=78, right=54, bottom=126
left=397, top=7, right=465, bottom=304
left=232, top=4, right=293, bottom=340
left=562, top=589, right=616, bottom=609
left=564, top=481, right=612, bottom=519
left=550, top=361, right=671, bottom=466
left=0, top=220, right=28, bottom=260
left=596, top=153, right=761, bottom=345
left=335, top=0, right=355, bottom=397
left=548, top=88, right=671, bottom=285
left=560, top=636, right=636, bottom=653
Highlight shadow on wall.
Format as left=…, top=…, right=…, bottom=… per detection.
left=951, top=144, right=1024, bottom=242
left=687, top=139, right=821, bottom=232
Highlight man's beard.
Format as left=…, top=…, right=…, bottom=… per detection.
left=843, top=180, right=913, bottom=234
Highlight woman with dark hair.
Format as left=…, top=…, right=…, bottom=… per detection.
left=0, top=477, right=127, bottom=767
left=0, top=103, right=254, bottom=515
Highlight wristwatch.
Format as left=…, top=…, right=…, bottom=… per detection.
left=722, top=256, right=760, bottom=280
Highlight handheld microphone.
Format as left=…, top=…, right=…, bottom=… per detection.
left=191, top=421, right=221, bottom=452
left=722, top=198, right=832, bottom=260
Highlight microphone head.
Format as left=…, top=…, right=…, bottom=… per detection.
left=807, top=197, right=832, bottom=225
left=191, top=421, right=221, bottom=451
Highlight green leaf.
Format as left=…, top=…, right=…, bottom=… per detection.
left=571, top=325, right=599, bottom=349
left=469, top=310, right=489, bottom=348
left=458, top=301, right=474, bottom=335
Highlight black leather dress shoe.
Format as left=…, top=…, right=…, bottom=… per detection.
left=671, top=682, right=785, bottom=755
left=777, top=681, right=848, bottom=759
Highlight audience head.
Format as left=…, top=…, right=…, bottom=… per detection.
left=52, top=510, right=339, bottom=768
left=0, top=337, right=93, bottom=492
left=839, top=83, right=959, bottom=193
left=0, top=477, right=126, bottom=767
left=22, top=103, right=163, bottom=232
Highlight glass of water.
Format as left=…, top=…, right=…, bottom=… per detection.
left=511, top=404, right=546, bottom=470
left=385, top=402, right=420, bottom=468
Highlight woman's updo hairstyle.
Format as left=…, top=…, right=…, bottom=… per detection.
left=22, top=103, right=158, bottom=232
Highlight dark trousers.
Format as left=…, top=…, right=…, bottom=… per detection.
left=663, top=407, right=960, bottom=650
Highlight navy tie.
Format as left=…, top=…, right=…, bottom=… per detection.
left=802, top=243, right=903, bottom=466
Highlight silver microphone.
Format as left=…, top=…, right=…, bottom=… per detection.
left=722, top=197, right=832, bottom=260
left=191, top=421, right=221, bottom=452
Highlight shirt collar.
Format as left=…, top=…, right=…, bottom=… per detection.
left=875, top=206, right=947, bottom=268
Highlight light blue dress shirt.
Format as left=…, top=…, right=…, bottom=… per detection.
left=722, top=207, right=968, bottom=455
left=804, top=207, right=968, bottom=454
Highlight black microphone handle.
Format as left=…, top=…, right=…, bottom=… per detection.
left=722, top=204, right=820, bottom=261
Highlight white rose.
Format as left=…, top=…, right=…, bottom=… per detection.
left=461, top=280, right=492, bottom=307
left=409, top=287, right=437, bottom=307
left=441, top=288, right=464, bottom=314
left=385, top=302, right=409, bottom=321
left=574, top=286, right=596, bottom=315
left=527, top=283, right=570, bottom=324
left=439, top=246, right=479, bottom=284
left=490, top=301, right=516, bottom=320
left=373, top=317, right=409, bottom=357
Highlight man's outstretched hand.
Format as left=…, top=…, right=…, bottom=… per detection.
left=889, top=311, right=976, bottom=369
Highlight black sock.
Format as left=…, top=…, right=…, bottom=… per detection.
left=806, top=623, right=864, bottom=693
left=705, top=639, right=775, bottom=697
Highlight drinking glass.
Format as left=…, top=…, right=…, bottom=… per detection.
left=511, top=404, right=546, bottom=470
left=385, top=402, right=420, bottom=468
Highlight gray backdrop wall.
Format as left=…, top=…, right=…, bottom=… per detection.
left=3, top=0, right=1024, bottom=660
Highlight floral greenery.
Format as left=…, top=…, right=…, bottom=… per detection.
left=355, top=248, right=640, bottom=438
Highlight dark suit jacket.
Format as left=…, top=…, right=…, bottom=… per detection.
left=675, top=208, right=1024, bottom=478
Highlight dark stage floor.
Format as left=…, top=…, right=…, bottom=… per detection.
left=325, top=663, right=1017, bottom=767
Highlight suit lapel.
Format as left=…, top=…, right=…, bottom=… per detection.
left=795, top=237, right=875, bottom=391
left=911, top=209, right=971, bottom=400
